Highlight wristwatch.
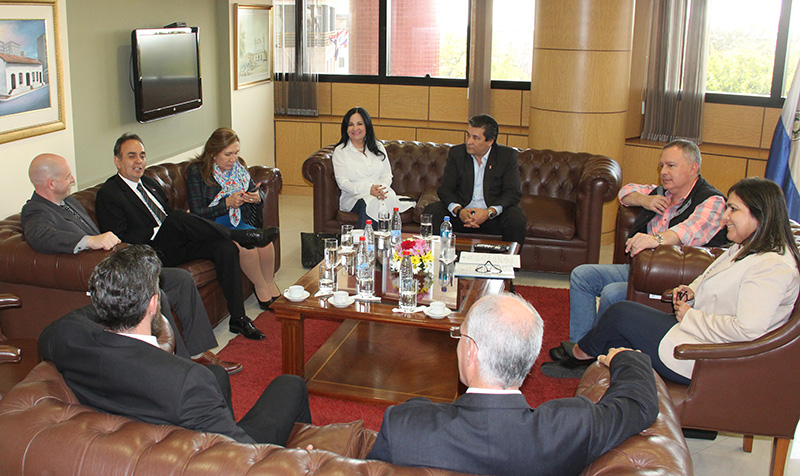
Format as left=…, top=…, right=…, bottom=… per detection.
left=653, top=233, right=664, bottom=245
left=487, top=207, right=497, bottom=219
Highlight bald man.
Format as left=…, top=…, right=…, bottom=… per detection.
left=21, top=154, right=242, bottom=374
left=366, top=293, right=659, bottom=476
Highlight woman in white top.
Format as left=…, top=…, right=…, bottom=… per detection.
left=549, top=177, right=800, bottom=384
left=332, top=107, right=412, bottom=228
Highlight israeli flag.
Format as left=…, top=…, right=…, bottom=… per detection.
left=766, top=59, right=800, bottom=222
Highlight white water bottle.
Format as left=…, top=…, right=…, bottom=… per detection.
left=390, top=206, right=402, bottom=247
left=440, top=215, right=452, bottom=238
left=364, top=219, right=375, bottom=263
left=356, top=236, right=374, bottom=296
left=399, top=250, right=416, bottom=312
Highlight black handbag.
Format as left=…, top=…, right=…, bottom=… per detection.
left=300, top=232, right=339, bottom=268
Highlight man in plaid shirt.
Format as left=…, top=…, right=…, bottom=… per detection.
left=543, top=139, right=729, bottom=378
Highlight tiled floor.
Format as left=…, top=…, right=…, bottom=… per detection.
left=213, top=193, right=799, bottom=476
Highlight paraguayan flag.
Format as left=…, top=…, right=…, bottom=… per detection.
left=766, top=58, right=800, bottom=222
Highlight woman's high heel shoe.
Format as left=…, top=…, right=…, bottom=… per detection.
left=257, top=294, right=281, bottom=310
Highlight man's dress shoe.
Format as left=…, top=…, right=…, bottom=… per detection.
left=230, top=227, right=280, bottom=249
left=191, top=351, right=243, bottom=375
left=229, top=316, right=265, bottom=340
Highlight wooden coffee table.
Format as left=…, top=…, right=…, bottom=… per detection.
left=272, top=235, right=518, bottom=404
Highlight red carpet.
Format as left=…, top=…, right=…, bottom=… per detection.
left=217, top=286, right=576, bottom=431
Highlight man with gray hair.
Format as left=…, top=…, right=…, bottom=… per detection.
left=545, top=139, right=729, bottom=378
left=366, top=293, right=659, bottom=476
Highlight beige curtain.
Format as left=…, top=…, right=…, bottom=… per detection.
left=641, top=0, right=710, bottom=143
left=274, top=0, right=319, bottom=116
left=468, top=0, right=492, bottom=118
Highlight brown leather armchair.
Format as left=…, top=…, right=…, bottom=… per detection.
left=626, top=223, right=800, bottom=476
left=0, top=294, right=38, bottom=399
left=304, top=140, right=622, bottom=273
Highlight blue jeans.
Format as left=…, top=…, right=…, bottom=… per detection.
left=350, top=199, right=369, bottom=229
left=569, top=263, right=630, bottom=342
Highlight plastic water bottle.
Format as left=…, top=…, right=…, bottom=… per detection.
left=390, top=206, right=402, bottom=247
left=356, top=236, right=374, bottom=297
left=364, top=219, right=375, bottom=263
left=440, top=215, right=452, bottom=238
left=399, top=250, right=416, bottom=312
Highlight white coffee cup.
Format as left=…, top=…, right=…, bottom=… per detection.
left=287, top=285, right=305, bottom=298
left=429, top=301, right=447, bottom=315
left=332, top=290, right=349, bottom=304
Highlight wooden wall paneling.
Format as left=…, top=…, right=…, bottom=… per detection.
left=380, top=85, right=429, bottom=120
left=417, top=128, right=466, bottom=145
left=331, top=83, right=380, bottom=117
left=529, top=109, right=628, bottom=159
left=622, top=144, right=661, bottom=185
left=375, top=126, right=418, bottom=142
left=321, top=122, right=341, bottom=148
left=275, top=121, right=321, bottom=187
left=699, top=153, right=748, bottom=196
left=625, top=0, right=652, bottom=138
left=317, top=83, right=332, bottom=116
left=761, top=107, right=782, bottom=148
left=429, top=87, right=469, bottom=123
left=490, top=89, right=523, bottom=126
left=534, top=0, right=635, bottom=50
left=702, top=103, right=763, bottom=147
left=531, top=50, right=631, bottom=113
left=521, top=91, right=530, bottom=127
left=505, top=135, right=528, bottom=149
left=747, top=158, right=767, bottom=178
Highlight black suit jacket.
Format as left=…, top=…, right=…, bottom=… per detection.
left=95, top=174, right=173, bottom=244
left=437, top=143, right=522, bottom=210
left=367, top=352, right=658, bottom=476
left=38, top=307, right=254, bottom=443
left=21, top=192, right=100, bottom=254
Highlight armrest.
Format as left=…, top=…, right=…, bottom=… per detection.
left=248, top=165, right=283, bottom=231
left=576, top=156, right=622, bottom=204
left=0, top=295, right=21, bottom=311
left=628, top=245, right=724, bottom=298
left=613, top=204, right=639, bottom=264
left=302, top=145, right=340, bottom=233
left=0, top=344, right=21, bottom=363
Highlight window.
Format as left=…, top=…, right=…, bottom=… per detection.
left=490, top=0, right=534, bottom=82
left=706, top=0, right=798, bottom=106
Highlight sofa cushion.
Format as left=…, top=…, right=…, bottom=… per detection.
left=520, top=195, right=576, bottom=240
left=287, top=420, right=376, bottom=459
left=413, top=185, right=440, bottom=223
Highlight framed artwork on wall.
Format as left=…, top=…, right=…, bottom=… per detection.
left=0, top=0, right=65, bottom=144
left=234, top=3, right=273, bottom=90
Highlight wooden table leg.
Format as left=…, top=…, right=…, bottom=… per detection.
left=277, top=313, right=304, bottom=376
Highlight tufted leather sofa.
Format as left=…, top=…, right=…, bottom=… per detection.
left=0, top=360, right=692, bottom=475
left=303, top=140, right=622, bottom=273
left=0, top=160, right=282, bottom=341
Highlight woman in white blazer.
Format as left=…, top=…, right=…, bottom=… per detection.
left=550, top=177, right=800, bottom=384
left=332, top=107, right=412, bottom=228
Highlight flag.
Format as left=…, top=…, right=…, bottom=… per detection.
left=766, top=58, right=800, bottom=222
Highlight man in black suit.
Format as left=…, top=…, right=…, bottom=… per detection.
left=423, top=114, right=526, bottom=245
left=39, top=245, right=311, bottom=445
left=21, top=153, right=241, bottom=374
left=95, top=133, right=275, bottom=340
left=366, top=293, right=659, bottom=476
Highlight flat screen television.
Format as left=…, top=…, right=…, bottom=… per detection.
left=131, top=27, right=202, bottom=123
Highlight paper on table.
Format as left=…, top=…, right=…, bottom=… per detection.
left=453, top=262, right=515, bottom=279
left=458, top=252, right=520, bottom=268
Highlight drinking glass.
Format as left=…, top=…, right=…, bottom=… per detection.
left=399, top=280, right=418, bottom=313
left=340, top=225, right=354, bottom=252
left=318, top=262, right=336, bottom=294
left=420, top=213, right=433, bottom=240
left=378, top=211, right=391, bottom=236
left=324, top=238, right=338, bottom=267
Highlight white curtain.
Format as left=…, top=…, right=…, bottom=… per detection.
left=641, top=0, right=710, bottom=143
left=274, top=0, right=319, bottom=116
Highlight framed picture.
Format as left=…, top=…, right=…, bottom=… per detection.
left=0, top=0, right=65, bottom=144
left=234, top=3, right=272, bottom=90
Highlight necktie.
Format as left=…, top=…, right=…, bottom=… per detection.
left=60, top=202, right=95, bottom=233
left=137, top=183, right=167, bottom=224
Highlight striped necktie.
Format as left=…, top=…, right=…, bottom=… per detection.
left=137, top=183, right=167, bottom=224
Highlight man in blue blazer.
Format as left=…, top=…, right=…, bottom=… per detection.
left=39, top=245, right=310, bottom=445
left=366, top=293, right=659, bottom=476
left=423, top=114, right=526, bottom=245
left=95, top=134, right=275, bottom=340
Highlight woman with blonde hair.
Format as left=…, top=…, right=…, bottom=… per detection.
left=187, top=127, right=281, bottom=310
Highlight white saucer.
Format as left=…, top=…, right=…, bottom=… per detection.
left=424, top=307, right=451, bottom=319
left=328, top=295, right=356, bottom=308
left=284, top=289, right=310, bottom=302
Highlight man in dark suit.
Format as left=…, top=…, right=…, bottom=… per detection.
left=95, top=133, right=275, bottom=340
left=366, top=293, right=659, bottom=476
left=39, top=245, right=311, bottom=445
left=21, top=153, right=241, bottom=374
left=423, top=114, right=526, bottom=245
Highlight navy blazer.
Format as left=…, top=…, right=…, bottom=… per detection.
left=39, top=307, right=254, bottom=443
left=367, top=352, right=658, bottom=476
left=95, top=174, right=173, bottom=244
left=437, top=143, right=522, bottom=211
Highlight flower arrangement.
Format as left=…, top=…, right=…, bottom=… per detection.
left=389, top=238, right=434, bottom=275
